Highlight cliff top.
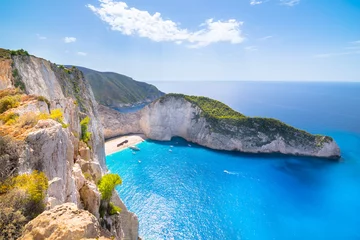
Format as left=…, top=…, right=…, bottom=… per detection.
left=159, top=94, right=333, bottom=146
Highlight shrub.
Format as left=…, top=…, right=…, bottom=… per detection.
left=0, top=88, right=21, bottom=99
left=80, top=116, right=92, bottom=144
left=98, top=173, right=122, bottom=201
left=18, top=113, right=38, bottom=128
left=0, top=207, right=27, bottom=239
left=0, top=95, right=21, bottom=114
left=38, top=109, right=68, bottom=128
left=10, top=49, right=29, bottom=56
left=13, top=171, right=48, bottom=203
left=0, top=171, right=48, bottom=238
left=108, top=202, right=121, bottom=215
left=0, top=136, right=19, bottom=184
left=0, top=112, right=19, bottom=125
left=37, top=96, right=50, bottom=109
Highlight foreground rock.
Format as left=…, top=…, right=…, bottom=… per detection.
left=0, top=49, right=139, bottom=239
left=99, top=94, right=340, bottom=159
left=19, top=203, right=111, bottom=240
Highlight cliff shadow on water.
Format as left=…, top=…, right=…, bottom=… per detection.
left=147, top=136, right=341, bottom=163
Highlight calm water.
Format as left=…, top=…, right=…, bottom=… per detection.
left=106, top=82, right=360, bottom=240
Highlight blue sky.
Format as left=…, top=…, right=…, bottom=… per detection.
left=0, top=0, right=359, bottom=81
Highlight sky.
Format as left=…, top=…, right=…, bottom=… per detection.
left=0, top=0, right=359, bottom=82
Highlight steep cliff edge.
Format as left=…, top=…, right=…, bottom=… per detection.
left=0, top=49, right=138, bottom=239
left=100, top=94, right=340, bottom=159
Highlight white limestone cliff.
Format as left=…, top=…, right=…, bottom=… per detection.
left=0, top=52, right=139, bottom=240
left=100, top=95, right=340, bottom=159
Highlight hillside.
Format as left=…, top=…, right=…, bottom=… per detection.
left=99, top=94, right=340, bottom=159
left=74, top=66, right=164, bottom=108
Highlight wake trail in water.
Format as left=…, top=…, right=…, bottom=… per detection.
left=224, top=170, right=239, bottom=175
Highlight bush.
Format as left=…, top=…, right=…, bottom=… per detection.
left=18, top=113, right=38, bottom=128
left=0, top=112, right=19, bottom=125
left=0, top=207, right=27, bottom=240
left=37, top=96, right=50, bottom=109
left=0, top=171, right=48, bottom=239
left=98, top=173, right=122, bottom=201
left=10, top=49, right=29, bottom=56
left=108, top=202, right=121, bottom=215
left=13, top=171, right=48, bottom=204
left=0, top=136, right=19, bottom=185
left=80, top=116, right=92, bottom=144
left=0, top=88, right=21, bottom=99
left=0, top=95, right=21, bottom=114
left=38, top=109, right=68, bottom=128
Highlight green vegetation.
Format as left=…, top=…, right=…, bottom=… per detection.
left=76, top=66, right=164, bottom=107
left=80, top=116, right=92, bottom=144
left=160, top=94, right=332, bottom=148
left=108, top=202, right=121, bottom=215
left=0, top=48, right=11, bottom=59
left=0, top=171, right=48, bottom=239
left=58, top=65, right=72, bottom=74
left=10, top=49, right=29, bottom=56
left=0, top=136, right=19, bottom=183
left=0, top=112, right=19, bottom=125
left=37, top=96, right=51, bottom=109
left=98, top=173, right=122, bottom=201
left=38, top=109, right=68, bottom=128
left=12, top=68, right=26, bottom=91
left=98, top=174, right=122, bottom=218
left=0, top=94, right=21, bottom=114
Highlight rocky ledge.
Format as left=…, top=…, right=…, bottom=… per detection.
left=99, top=94, right=340, bottom=159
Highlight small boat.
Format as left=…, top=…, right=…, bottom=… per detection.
left=169, top=149, right=173, bottom=152
left=129, top=145, right=140, bottom=151
left=170, top=145, right=174, bottom=148
left=138, top=160, right=141, bottom=163
left=188, top=144, right=192, bottom=147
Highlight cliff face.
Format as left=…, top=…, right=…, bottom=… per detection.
left=100, top=94, right=340, bottom=159
left=0, top=50, right=138, bottom=240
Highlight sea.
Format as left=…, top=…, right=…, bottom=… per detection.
left=106, top=81, right=360, bottom=240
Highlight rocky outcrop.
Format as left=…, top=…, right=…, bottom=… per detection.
left=0, top=50, right=139, bottom=240
left=99, top=105, right=142, bottom=139
left=99, top=94, right=341, bottom=159
left=19, top=203, right=111, bottom=240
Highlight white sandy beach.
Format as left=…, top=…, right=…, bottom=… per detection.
left=105, top=134, right=147, bottom=155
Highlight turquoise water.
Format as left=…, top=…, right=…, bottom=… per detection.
left=107, top=82, right=360, bottom=240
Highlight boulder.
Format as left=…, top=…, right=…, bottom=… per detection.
left=19, top=203, right=103, bottom=240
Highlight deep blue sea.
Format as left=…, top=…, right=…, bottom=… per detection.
left=106, top=82, right=360, bottom=240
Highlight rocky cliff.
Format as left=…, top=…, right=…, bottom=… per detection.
left=100, top=94, right=340, bottom=159
left=0, top=49, right=138, bottom=239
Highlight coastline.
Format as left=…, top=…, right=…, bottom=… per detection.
left=105, top=134, right=147, bottom=155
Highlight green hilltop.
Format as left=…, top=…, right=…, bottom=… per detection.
left=74, top=66, right=164, bottom=107
left=159, top=94, right=333, bottom=147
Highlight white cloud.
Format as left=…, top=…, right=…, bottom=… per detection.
left=258, top=35, right=273, bottom=41
left=36, top=34, right=47, bottom=40
left=350, top=40, right=360, bottom=45
left=244, top=46, right=258, bottom=51
left=77, top=52, right=87, bottom=56
left=250, top=0, right=263, bottom=5
left=87, top=0, right=244, bottom=48
left=64, top=37, right=77, bottom=43
left=280, top=0, right=300, bottom=6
